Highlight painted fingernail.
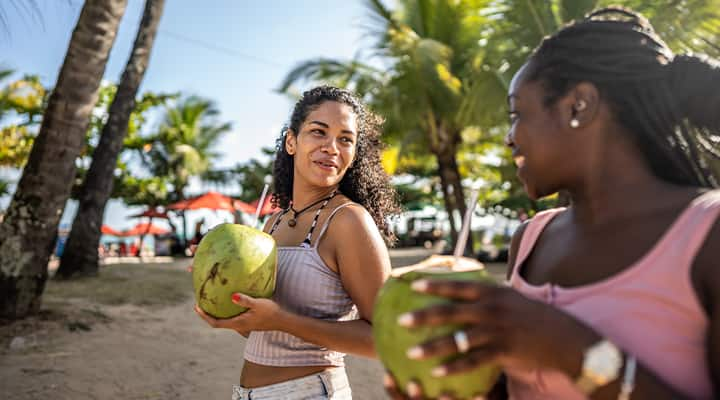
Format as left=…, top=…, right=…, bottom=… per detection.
left=406, top=346, right=424, bottom=359
left=397, top=313, right=415, bottom=326
left=382, top=373, right=394, bottom=387
left=407, top=381, right=421, bottom=397
left=231, top=293, right=242, bottom=303
left=411, top=279, right=429, bottom=291
left=432, top=365, right=448, bottom=377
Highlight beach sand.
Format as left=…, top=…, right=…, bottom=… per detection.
left=1, top=248, right=506, bottom=400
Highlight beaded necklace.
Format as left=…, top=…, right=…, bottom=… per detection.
left=270, top=191, right=338, bottom=247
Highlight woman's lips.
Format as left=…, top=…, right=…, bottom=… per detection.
left=313, top=160, right=337, bottom=171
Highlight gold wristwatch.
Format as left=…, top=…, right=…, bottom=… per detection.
left=575, top=339, right=623, bottom=394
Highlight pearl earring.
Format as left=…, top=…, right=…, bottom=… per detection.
left=570, top=119, right=580, bottom=128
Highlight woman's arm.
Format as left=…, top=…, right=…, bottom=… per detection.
left=277, top=204, right=391, bottom=358
left=401, top=280, right=694, bottom=399
left=200, top=204, right=391, bottom=358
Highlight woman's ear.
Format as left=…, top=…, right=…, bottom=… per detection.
left=561, top=82, right=600, bottom=129
left=285, top=129, right=297, bottom=155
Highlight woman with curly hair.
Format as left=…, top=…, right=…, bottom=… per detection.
left=196, top=85, right=401, bottom=399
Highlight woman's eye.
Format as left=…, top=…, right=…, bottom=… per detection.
left=311, top=129, right=325, bottom=135
left=340, top=137, right=354, bottom=144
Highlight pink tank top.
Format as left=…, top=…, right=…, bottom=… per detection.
left=507, top=190, right=719, bottom=399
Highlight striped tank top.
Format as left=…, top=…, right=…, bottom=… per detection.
left=244, top=202, right=359, bottom=367
left=506, top=190, right=718, bottom=399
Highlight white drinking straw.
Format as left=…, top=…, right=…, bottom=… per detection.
left=453, top=188, right=480, bottom=258
left=252, top=183, right=270, bottom=228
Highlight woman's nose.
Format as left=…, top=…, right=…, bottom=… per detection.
left=321, top=137, right=339, bottom=153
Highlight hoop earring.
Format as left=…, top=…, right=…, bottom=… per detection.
left=570, top=119, right=580, bottom=128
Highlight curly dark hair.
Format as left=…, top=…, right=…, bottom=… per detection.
left=271, top=85, right=401, bottom=244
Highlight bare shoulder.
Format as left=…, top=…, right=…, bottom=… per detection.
left=322, top=202, right=387, bottom=260
left=329, top=203, right=376, bottom=233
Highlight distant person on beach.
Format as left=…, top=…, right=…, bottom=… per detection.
left=195, top=85, right=400, bottom=399
left=191, top=218, right=205, bottom=246
left=385, top=7, right=719, bottom=400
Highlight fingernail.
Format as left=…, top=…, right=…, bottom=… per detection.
left=431, top=365, right=448, bottom=377
left=231, top=293, right=242, bottom=303
left=406, top=346, right=424, bottom=359
left=411, top=279, right=429, bottom=291
left=397, top=313, right=414, bottom=327
left=382, top=373, right=394, bottom=387
left=407, top=381, right=421, bottom=397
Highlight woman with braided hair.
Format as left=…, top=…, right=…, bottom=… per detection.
left=385, top=7, right=719, bottom=400
left=196, top=85, right=400, bottom=399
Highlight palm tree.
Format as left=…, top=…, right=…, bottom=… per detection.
left=0, top=0, right=127, bottom=319
left=280, top=0, right=503, bottom=251
left=57, top=0, right=165, bottom=279
left=484, top=0, right=720, bottom=83
left=141, top=96, right=232, bottom=243
left=281, top=0, right=720, bottom=251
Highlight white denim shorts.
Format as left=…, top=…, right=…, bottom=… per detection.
left=231, top=368, right=352, bottom=400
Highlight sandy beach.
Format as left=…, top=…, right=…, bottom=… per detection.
left=1, top=248, right=506, bottom=400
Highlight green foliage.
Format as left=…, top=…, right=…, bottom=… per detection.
left=0, top=178, right=8, bottom=197
left=202, top=147, right=275, bottom=202
left=0, top=71, right=46, bottom=168
left=394, top=180, right=443, bottom=209
left=113, top=172, right=169, bottom=207
left=139, top=96, right=232, bottom=200
left=0, top=125, right=34, bottom=167
left=71, top=83, right=175, bottom=202
left=0, top=72, right=177, bottom=207
left=599, top=0, right=720, bottom=57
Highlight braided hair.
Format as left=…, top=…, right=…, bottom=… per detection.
left=526, top=6, right=720, bottom=187
left=271, top=85, right=400, bottom=244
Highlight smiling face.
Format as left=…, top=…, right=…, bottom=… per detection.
left=505, top=63, right=582, bottom=199
left=285, top=101, right=358, bottom=190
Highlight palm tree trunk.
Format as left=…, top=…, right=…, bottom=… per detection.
left=57, top=0, right=165, bottom=279
left=437, top=163, right=459, bottom=247
left=436, top=149, right=474, bottom=256
left=0, top=0, right=127, bottom=318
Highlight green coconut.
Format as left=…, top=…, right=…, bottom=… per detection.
left=372, top=256, right=502, bottom=399
left=192, top=223, right=277, bottom=319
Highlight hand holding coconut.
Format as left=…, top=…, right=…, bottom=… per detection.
left=380, top=258, right=600, bottom=400
left=397, top=278, right=597, bottom=385
left=194, top=292, right=283, bottom=336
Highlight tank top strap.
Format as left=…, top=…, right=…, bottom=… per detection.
left=312, top=202, right=358, bottom=248
left=510, top=208, right=566, bottom=282
left=656, top=189, right=720, bottom=267
left=268, top=209, right=289, bottom=235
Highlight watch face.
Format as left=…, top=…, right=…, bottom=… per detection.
left=585, top=341, right=622, bottom=384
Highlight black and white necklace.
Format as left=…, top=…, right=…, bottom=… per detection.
left=287, top=191, right=337, bottom=227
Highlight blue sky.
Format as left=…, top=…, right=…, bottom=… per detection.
left=1, top=0, right=386, bottom=233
